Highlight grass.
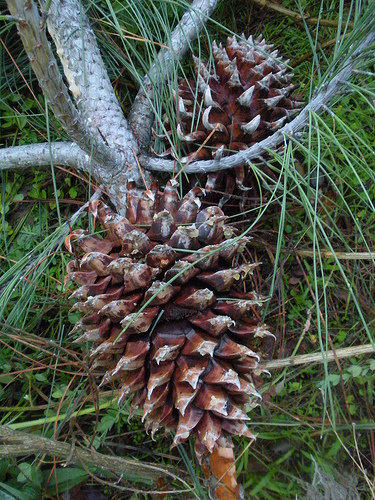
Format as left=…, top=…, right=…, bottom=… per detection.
left=1, top=0, right=375, bottom=498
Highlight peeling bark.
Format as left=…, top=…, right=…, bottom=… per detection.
left=2, top=0, right=375, bottom=213
left=5, top=0, right=124, bottom=171
left=2, top=0, right=219, bottom=211
left=4, top=0, right=147, bottom=212
left=42, top=0, right=139, bottom=164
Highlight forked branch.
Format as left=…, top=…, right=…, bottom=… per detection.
left=5, top=0, right=123, bottom=172
left=1, top=0, right=220, bottom=209
left=1, top=0, right=375, bottom=211
left=40, top=0, right=139, bottom=161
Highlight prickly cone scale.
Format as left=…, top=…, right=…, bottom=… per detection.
left=64, top=181, right=274, bottom=498
left=159, top=35, right=302, bottom=196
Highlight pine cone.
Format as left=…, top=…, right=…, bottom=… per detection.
left=65, top=181, right=274, bottom=497
left=159, top=35, right=302, bottom=196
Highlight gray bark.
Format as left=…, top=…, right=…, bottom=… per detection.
left=2, top=0, right=374, bottom=210
left=42, top=0, right=140, bottom=167
left=260, top=344, right=375, bottom=370
left=4, top=0, right=145, bottom=212
left=5, top=0, right=124, bottom=172
left=0, top=141, right=135, bottom=212
left=0, top=142, right=96, bottom=173
left=2, top=0, right=218, bottom=211
left=0, top=142, right=134, bottom=212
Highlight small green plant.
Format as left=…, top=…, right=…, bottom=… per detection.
left=0, top=457, right=89, bottom=499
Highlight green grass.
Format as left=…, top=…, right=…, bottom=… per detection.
left=1, top=0, right=375, bottom=498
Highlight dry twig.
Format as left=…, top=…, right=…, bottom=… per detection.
left=251, top=0, right=354, bottom=29
left=0, top=426, right=189, bottom=487
left=261, top=344, right=375, bottom=370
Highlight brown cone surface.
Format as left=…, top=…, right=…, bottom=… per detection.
left=65, top=181, right=274, bottom=496
left=158, top=35, right=302, bottom=198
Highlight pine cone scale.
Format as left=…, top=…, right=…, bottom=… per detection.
left=65, top=179, right=273, bottom=495
left=161, top=35, right=302, bottom=200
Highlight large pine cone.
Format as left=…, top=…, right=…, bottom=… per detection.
left=159, top=35, right=302, bottom=195
left=65, top=181, right=273, bottom=495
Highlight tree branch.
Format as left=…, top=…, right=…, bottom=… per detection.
left=129, top=0, right=219, bottom=150
left=260, top=343, right=375, bottom=370
left=0, top=139, right=140, bottom=213
left=5, top=0, right=124, bottom=172
left=141, top=29, right=375, bottom=173
left=0, top=426, right=187, bottom=487
left=4, top=0, right=153, bottom=211
left=41, top=0, right=140, bottom=165
left=0, top=142, right=97, bottom=173
left=2, top=1, right=374, bottom=212
left=2, top=0, right=220, bottom=210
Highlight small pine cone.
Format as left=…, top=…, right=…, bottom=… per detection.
left=159, top=34, right=303, bottom=197
left=65, top=181, right=274, bottom=495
